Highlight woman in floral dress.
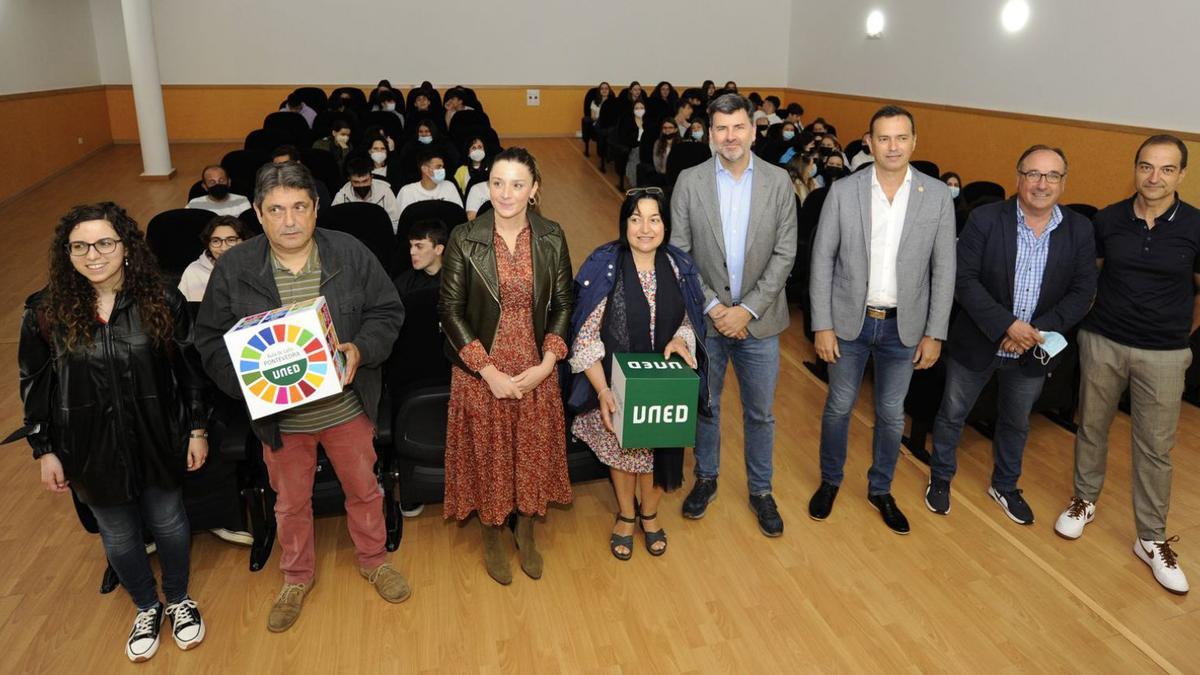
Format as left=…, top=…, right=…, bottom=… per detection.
left=438, top=148, right=574, bottom=585
left=566, top=188, right=709, bottom=560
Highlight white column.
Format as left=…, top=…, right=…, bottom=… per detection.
left=121, top=0, right=174, bottom=178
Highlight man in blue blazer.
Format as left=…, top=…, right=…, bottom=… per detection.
left=926, top=145, right=1097, bottom=524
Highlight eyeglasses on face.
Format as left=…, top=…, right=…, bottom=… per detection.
left=67, top=238, right=122, bottom=256
left=1018, top=170, right=1066, bottom=184
left=208, top=236, right=243, bottom=248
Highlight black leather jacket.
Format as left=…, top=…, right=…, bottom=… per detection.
left=438, top=210, right=573, bottom=374
left=18, top=287, right=209, bottom=506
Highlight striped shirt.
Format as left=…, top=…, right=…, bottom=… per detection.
left=271, top=244, right=365, bottom=432
left=999, top=203, right=1062, bottom=359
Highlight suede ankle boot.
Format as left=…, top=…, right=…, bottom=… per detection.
left=514, top=515, right=543, bottom=579
left=480, top=521, right=512, bottom=585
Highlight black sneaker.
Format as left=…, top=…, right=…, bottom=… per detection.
left=867, top=493, right=911, bottom=535
left=165, top=597, right=205, bottom=650
left=808, top=482, right=839, bottom=521
left=925, top=477, right=951, bottom=515
left=988, top=487, right=1034, bottom=525
left=749, top=494, right=784, bottom=537
left=125, top=602, right=163, bottom=662
left=682, top=478, right=718, bottom=519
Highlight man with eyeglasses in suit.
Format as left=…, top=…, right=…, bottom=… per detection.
left=925, top=145, right=1097, bottom=525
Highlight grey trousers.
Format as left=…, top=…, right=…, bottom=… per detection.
left=1072, top=329, right=1192, bottom=540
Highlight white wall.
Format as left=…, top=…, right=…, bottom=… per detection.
left=0, top=0, right=100, bottom=94
left=787, top=0, right=1200, bottom=133
left=87, top=0, right=792, bottom=87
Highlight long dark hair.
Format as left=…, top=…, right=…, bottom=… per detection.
left=42, top=202, right=172, bottom=352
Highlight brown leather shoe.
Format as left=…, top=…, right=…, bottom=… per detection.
left=360, top=563, right=411, bottom=604
left=267, top=579, right=314, bottom=633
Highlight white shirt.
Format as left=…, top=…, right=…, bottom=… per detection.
left=397, top=180, right=464, bottom=217
left=465, top=181, right=490, bottom=215
left=332, top=180, right=401, bottom=232
left=866, top=166, right=913, bottom=308
left=177, top=252, right=214, bottom=302
left=186, top=193, right=250, bottom=217
left=850, top=150, right=873, bottom=171
left=766, top=112, right=783, bottom=125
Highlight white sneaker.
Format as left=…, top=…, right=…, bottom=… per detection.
left=1134, top=537, right=1189, bottom=595
left=209, top=528, right=253, bottom=546
left=125, top=603, right=162, bottom=662
left=400, top=502, right=425, bottom=518
left=1054, top=497, right=1095, bottom=539
left=165, top=597, right=206, bottom=650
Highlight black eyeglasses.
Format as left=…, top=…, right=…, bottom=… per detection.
left=208, top=236, right=243, bottom=248
left=67, top=238, right=122, bottom=256
left=625, top=187, right=664, bottom=197
left=1018, top=170, right=1066, bottom=184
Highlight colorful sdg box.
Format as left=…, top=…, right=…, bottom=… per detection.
left=610, top=352, right=699, bottom=449
left=223, top=296, right=347, bottom=419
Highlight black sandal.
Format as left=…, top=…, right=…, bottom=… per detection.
left=610, top=514, right=636, bottom=561
left=639, top=512, right=667, bottom=556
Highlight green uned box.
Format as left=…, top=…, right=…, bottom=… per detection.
left=611, top=352, right=700, bottom=449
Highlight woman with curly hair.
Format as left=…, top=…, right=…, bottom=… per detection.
left=18, top=202, right=211, bottom=662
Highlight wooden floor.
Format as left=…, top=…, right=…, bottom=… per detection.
left=0, top=139, right=1197, bottom=673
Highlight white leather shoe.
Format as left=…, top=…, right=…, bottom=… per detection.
left=1134, top=537, right=1189, bottom=595
left=1053, top=497, right=1095, bottom=539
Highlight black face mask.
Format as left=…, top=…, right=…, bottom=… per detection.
left=208, top=184, right=230, bottom=199
left=353, top=185, right=371, bottom=199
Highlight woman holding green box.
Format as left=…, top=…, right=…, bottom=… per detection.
left=567, top=188, right=710, bottom=560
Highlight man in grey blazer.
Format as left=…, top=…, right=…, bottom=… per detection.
left=807, top=105, right=956, bottom=534
left=670, top=93, right=798, bottom=537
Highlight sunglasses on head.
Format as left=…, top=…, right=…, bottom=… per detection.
left=624, top=187, right=664, bottom=197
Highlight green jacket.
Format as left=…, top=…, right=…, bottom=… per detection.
left=438, top=210, right=573, bottom=374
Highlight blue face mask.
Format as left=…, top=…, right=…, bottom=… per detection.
left=782, top=131, right=795, bottom=141
left=418, top=135, right=433, bottom=145
left=691, top=130, right=703, bottom=141
left=1034, top=331, right=1068, bottom=365
left=949, top=185, right=961, bottom=199
left=431, top=167, right=446, bottom=183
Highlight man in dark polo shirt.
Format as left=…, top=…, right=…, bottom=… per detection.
left=1054, top=135, right=1196, bottom=595
left=196, top=161, right=410, bottom=630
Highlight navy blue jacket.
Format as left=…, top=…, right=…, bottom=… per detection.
left=946, top=199, right=1098, bottom=374
left=566, top=242, right=710, bottom=415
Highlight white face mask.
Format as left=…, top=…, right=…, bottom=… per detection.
left=382, top=102, right=396, bottom=112
left=633, top=108, right=645, bottom=118
left=370, top=151, right=387, bottom=164
left=468, top=148, right=486, bottom=163
left=418, top=135, right=433, bottom=145
left=948, top=185, right=961, bottom=199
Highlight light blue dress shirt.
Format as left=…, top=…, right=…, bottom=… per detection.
left=710, top=155, right=757, bottom=317
left=997, top=202, right=1061, bottom=358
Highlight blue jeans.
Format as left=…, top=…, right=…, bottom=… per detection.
left=819, top=317, right=916, bottom=495
left=931, top=355, right=1046, bottom=491
left=89, top=486, right=192, bottom=610
left=695, top=333, right=780, bottom=495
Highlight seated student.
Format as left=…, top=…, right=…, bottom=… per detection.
left=326, top=93, right=360, bottom=129
left=405, top=89, right=443, bottom=133
left=311, top=119, right=353, bottom=173
left=786, top=152, right=819, bottom=205
left=684, top=118, right=708, bottom=144
left=582, top=82, right=615, bottom=158
left=270, top=146, right=331, bottom=207
left=645, top=81, right=678, bottom=125
left=365, top=136, right=391, bottom=179
left=762, top=95, right=784, bottom=125
left=752, top=110, right=771, bottom=142
left=443, top=87, right=481, bottom=130
left=773, top=123, right=809, bottom=166
left=849, top=131, right=873, bottom=170
left=373, top=89, right=404, bottom=125
left=396, top=119, right=460, bottom=185
left=464, top=180, right=490, bottom=220
left=392, top=219, right=447, bottom=296
left=612, top=99, right=647, bottom=191
left=332, top=157, right=402, bottom=232
left=454, top=136, right=491, bottom=193
left=397, top=150, right=463, bottom=216
left=279, top=92, right=316, bottom=128
left=643, top=118, right=680, bottom=187
left=179, top=215, right=251, bottom=302
left=673, top=99, right=695, bottom=138
left=186, top=165, right=251, bottom=217
left=784, top=102, right=805, bottom=129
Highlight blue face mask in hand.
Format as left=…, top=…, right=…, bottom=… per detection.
left=1034, top=331, right=1068, bottom=366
